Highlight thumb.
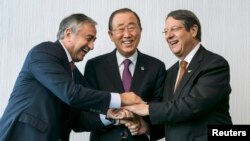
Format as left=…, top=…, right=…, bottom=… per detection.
left=122, top=105, right=135, bottom=112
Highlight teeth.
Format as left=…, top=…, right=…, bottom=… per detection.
left=123, top=41, right=132, bottom=45
left=169, top=40, right=178, bottom=45
left=82, top=48, right=90, bottom=53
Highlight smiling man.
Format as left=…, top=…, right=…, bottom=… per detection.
left=124, top=9, right=232, bottom=141
left=0, top=13, right=144, bottom=141
left=76, top=8, right=166, bottom=141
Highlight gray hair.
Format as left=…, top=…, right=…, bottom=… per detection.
left=57, top=13, right=97, bottom=40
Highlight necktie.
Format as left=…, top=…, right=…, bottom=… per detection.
left=121, top=59, right=132, bottom=139
left=122, top=59, right=132, bottom=92
left=175, top=60, right=187, bottom=91
left=70, top=61, right=74, bottom=72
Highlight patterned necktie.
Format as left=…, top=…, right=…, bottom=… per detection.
left=175, top=60, right=187, bottom=91
left=122, top=59, right=132, bottom=92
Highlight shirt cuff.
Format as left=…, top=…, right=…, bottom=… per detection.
left=109, top=93, right=121, bottom=108
left=100, top=114, right=113, bottom=126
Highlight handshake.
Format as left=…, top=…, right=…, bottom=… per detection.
left=107, top=92, right=150, bottom=136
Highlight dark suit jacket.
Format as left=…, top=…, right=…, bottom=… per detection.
left=0, top=41, right=112, bottom=141
left=80, top=49, right=166, bottom=141
left=149, top=46, right=232, bottom=141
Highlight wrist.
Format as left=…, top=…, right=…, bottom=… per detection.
left=113, top=119, right=120, bottom=125
left=105, top=116, right=120, bottom=126
left=105, top=116, right=115, bottom=124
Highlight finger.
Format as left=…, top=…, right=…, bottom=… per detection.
left=107, top=109, right=116, bottom=119
left=125, top=122, right=132, bottom=127
left=122, top=105, right=134, bottom=112
left=107, top=109, right=126, bottom=119
left=129, top=128, right=138, bottom=136
left=121, top=109, right=134, bottom=118
left=128, top=122, right=139, bottom=128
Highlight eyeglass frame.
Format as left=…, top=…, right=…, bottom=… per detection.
left=111, top=24, right=140, bottom=35
left=162, top=26, right=185, bottom=35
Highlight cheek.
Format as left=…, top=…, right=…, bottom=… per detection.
left=180, top=35, right=192, bottom=46
left=133, top=32, right=141, bottom=39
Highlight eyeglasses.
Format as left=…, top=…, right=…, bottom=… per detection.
left=162, top=26, right=185, bottom=34
left=112, top=25, right=138, bottom=34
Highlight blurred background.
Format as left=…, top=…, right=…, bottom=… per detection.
left=1, top=0, right=249, bottom=140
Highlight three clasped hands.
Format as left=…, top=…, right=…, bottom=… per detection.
left=106, top=98, right=149, bottom=136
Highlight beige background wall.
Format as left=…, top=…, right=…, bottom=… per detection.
left=1, top=0, right=249, bottom=140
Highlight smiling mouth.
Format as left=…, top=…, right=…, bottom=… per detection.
left=169, top=40, right=178, bottom=46
left=82, top=46, right=90, bottom=54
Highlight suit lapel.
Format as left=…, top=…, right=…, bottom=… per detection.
left=130, top=51, right=146, bottom=92
left=163, top=63, right=179, bottom=100
left=55, top=40, right=72, bottom=74
left=174, top=46, right=205, bottom=97
left=106, top=50, right=124, bottom=92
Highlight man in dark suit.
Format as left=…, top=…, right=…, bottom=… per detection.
left=76, top=8, right=166, bottom=141
left=124, top=9, right=232, bottom=141
left=0, top=13, right=144, bottom=141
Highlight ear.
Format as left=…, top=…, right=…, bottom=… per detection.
left=64, top=28, right=73, bottom=41
left=108, top=30, right=115, bottom=42
left=191, top=24, right=198, bottom=38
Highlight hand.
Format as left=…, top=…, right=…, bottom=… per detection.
left=123, top=103, right=149, bottom=116
left=137, top=116, right=149, bottom=135
left=120, top=117, right=140, bottom=136
left=106, top=109, right=135, bottom=119
left=120, top=116, right=149, bottom=136
left=120, top=92, right=146, bottom=106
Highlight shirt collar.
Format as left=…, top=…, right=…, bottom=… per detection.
left=181, top=42, right=201, bottom=65
left=116, top=50, right=138, bottom=66
left=59, top=40, right=72, bottom=62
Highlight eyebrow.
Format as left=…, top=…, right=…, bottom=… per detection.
left=165, top=25, right=184, bottom=29
left=116, top=22, right=137, bottom=28
left=86, top=34, right=97, bottom=40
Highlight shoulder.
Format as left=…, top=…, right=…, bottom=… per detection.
left=30, top=41, right=59, bottom=53
left=87, top=52, right=113, bottom=64
left=201, top=47, right=229, bottom=66
left=28, top=41, right=65, bottom=60
left=139, top=52, right=165, bottom=67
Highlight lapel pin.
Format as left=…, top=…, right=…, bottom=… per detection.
left=187, top=70, right=192, bottom=73
left=141, top=67, right=145, bottom=70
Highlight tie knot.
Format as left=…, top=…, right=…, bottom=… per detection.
left=123, top=59, right=131, bottom=67
left=180, top=60, right=187, bottom=69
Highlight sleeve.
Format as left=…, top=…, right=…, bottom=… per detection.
left=28, top=46, right=111, bottom=114
left=149, top=56, right=231, bottom=125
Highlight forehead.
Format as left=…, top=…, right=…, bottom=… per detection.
left=165, top=17, right=183, bottom=27
left=112, top=12, right=138, bottom=27
left=77, top=22, right=97, bottom=35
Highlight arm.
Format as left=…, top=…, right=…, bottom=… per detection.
left=149, top=56, right=231, bottom=124
left=29, top=46, right=111, bottom=113
left=126, top=57, right=231, bottom=123
left=70, top=110, right=106, bottom=132
left=29, top=45, right=144, bottom=114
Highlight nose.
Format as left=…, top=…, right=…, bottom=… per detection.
left=122, top=28, right=132, bottom=37
left=88, top=41, right=94, bottom=50
left=165, top=30, right=174, bottom=39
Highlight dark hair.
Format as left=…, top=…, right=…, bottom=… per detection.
left=57, top=13, right=97, bottom=39
left=167, top=9, right=201, bottom=41
left=108, top=8, right=142, bottom=31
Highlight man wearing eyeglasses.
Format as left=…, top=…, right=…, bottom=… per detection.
left=72, top=8, right=166, bottom=141
left=0, top=13, right=145, bottom=141
left=124, top=9, right=232, bottom=141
